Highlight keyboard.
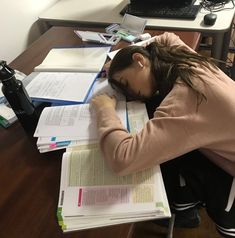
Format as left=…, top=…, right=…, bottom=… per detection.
left=120, top=3, right=201, bottom=20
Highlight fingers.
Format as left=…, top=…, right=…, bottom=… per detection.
left=92, top=93, right=116, bottom=102
left=92, top=93, right=116, bottom=101
left=91, top=93, right=117, bottom=109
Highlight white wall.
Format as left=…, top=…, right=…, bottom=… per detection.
left=0, top=0, right=59, bottom=63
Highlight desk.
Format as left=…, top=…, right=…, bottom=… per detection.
left=38, top=0, right=235, bottom=61
left=0, top=26, right=200, bottom=238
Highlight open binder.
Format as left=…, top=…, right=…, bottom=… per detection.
left=25, top=46, right=111, bottom=104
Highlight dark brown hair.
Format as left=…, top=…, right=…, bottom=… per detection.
left=108, top=41, right=218, bottom=103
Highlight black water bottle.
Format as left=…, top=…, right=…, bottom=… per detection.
left=0, top=60, right=39, bottom=133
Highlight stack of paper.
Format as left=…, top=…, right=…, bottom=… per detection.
left=57, top=101, right=170, bottom=232
left=33, top=100, right=127, bottom=153
left=33, top=79, right=126, bottom=153
left=25, top=46, right=111, bottom=104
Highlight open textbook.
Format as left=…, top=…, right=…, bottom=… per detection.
left=25, top=46, right=111, bottom=104
left=57, top=101, right=170, bottom=232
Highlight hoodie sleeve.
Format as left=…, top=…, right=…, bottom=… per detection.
left=154, top=32, right=196, bottom=52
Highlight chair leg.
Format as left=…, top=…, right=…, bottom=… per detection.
left=166, top=213, right=175, bottom=238
left=231, top=54, right=235, bottom=80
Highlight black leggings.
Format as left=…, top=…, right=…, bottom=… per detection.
left=160, top=150, right=235, bottom=237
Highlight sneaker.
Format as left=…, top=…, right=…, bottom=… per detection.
left=153, top=207, right=201, bottom=228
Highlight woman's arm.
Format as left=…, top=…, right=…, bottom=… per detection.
left=92, top=86, right=202, bottom=176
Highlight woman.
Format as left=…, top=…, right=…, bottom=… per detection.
left=91, top=32, right=235, bottom=237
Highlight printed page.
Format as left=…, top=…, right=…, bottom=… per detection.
left=85, top=78, right=126, bottom=102
left=34, top=46, right=111, bottom=72
left=127, top=100, right=149, bottom=133
left=61, top=149, right=163, bottom=217
left=26, top=72, right=97, bottom=103
left=34, top=101, right=127, bottom=139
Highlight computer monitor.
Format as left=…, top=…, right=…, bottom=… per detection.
left=130, top=0, right=194, bottom=7
left=207, top=0, right=229, bottom=2
left=120, top=0, right=200, bottom=20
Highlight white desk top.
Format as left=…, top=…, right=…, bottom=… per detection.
left=39, top=0, right=235, bottom=33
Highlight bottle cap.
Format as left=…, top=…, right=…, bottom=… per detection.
left=0, top=60, right=15, bottom=81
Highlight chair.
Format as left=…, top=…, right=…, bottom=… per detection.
left=166, top=214, right=175, bottom=238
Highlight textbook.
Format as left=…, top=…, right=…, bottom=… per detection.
left=57, top=101, right=170, bottom=232
left=25, top=46, right=111, bottom=104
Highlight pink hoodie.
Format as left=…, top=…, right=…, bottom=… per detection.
left=95, top=32, right=235, bottom=177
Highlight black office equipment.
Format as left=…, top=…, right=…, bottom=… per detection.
left=0, top=60, right=39, bottom=132
left=120, top=0, right=201, bottom=20
left=203, top=13, right=217, bottom=25
left=206, top=0, right=229, bottom=3
left=200, top=0, right=230, bottom=12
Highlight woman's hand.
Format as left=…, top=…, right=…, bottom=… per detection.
left=91, top=94, right=116, bottom=111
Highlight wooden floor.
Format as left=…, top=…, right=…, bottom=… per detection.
left=132, top=208, right=221, bottom=238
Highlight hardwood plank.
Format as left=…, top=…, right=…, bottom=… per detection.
left=132, top=208, right=221, bottom=238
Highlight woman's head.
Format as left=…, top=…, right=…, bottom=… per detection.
left=108, top=45, right=157, bottom=101
left=108, top=41, right=218, bottom=102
